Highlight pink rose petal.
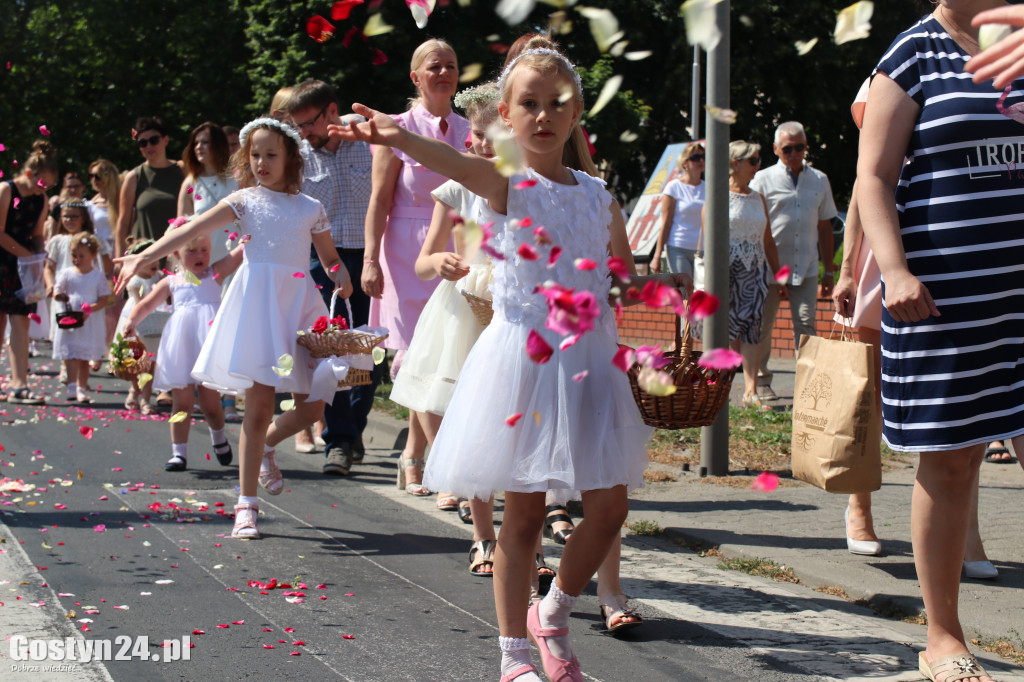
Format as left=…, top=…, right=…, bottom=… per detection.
left=697, top=347, right=744, bottom=370
left=525, top=329, right=553, bottom=364
left=751, top=471, right=779, bottom=492
left=505, top=412, right=524, bottom=427
left=612, top=346, right=635, bottom=373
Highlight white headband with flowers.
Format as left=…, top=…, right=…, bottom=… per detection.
left=238, top=117, right=304, bottom=148
left=496, top=48, right=583, bottom=100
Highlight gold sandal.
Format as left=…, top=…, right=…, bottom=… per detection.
left=397, top=456, right=431, bottom=496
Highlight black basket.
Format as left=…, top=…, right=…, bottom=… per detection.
left=56, top=310, right=86, bottom=329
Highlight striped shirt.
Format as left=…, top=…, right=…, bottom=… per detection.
left=873, top=15, right=1024, bottom=451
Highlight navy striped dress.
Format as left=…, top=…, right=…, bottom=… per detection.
left=875, top=16, right=1024, bottom=452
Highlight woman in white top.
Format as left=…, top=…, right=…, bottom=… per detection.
left=87, top=159, right=123, bottom=345
left=177, top=122, right=239, bottom=266
left=651, top=142, right=705, bottom=276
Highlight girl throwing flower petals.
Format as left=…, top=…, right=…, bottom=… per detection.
left=332, top=48, right=688, bottom=681
left=116, top=118, right=353, bottom=541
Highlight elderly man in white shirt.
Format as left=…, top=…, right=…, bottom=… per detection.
left=750, top=121, right=837, bottom=401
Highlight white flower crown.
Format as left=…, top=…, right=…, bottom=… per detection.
left=496, top=48, right=583, bottom=100
left=238, top=117, right=304, bottom=149
left=453, top=83, right=500, bottom=111
left=61, top=200, right=90, bottom=210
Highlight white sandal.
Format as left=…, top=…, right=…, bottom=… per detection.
left=397, top=456, right=431, bottom=496
left=231, top=503, right=260, bottom=539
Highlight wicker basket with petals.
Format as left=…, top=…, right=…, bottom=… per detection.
left=626, top=315, right=736, bottom=429
left=108, top=335, right=153, bottom=381
left=295, top=294, right=387, bottom=387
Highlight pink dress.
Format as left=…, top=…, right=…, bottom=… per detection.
left=370, top=104, right=471, bottom=349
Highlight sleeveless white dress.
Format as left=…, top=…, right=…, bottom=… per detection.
left=191, top=186, right=330, bottom=395
left=389, top=180, right=502, bottom=415
left=154, top=268, right=221, bottom=391
left=52, top=268, right=110, bottom=361
left=423, top=168, right=651, bottom=499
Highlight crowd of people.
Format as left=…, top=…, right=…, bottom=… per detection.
left=4, top=2, right=1024, bottom=679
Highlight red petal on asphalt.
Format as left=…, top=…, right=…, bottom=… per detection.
left=78, top=426, right=94, bottom=439
left=263, top=644, right=274, bottom=649
left=192, top=630, right=205, bottom=635
left=293, top=640, right=305, bottom=645
left=262, top=628, right=273, bottom=632
left=284, top=627, right=295, bottom=632
left=290, top=651, right=301, bottom=656
left=342, top=634, right=355, bottom=639
left=216, top=624, right=230, bottom=628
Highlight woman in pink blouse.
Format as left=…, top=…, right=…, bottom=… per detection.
left=363, top=38, right=470, bottom=502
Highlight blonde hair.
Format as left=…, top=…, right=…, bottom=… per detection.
left=70, top=231, right=101, bottom=256
left=676, top=142, right=705, bottom=170
left=25, top=140, right=58, bottom=178
left=728, top=140, right=760, bottom=175
left=407, top=38, right=458, bottom=109
left=89, top=159, right=121, bottom=227
left=270, top=86, right=295, bottom=122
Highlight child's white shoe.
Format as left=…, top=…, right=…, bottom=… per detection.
left=232, top=503, right=260, bottom=539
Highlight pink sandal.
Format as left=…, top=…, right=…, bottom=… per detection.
left=258, top=450, right=283, bottom=495
left=526, top=601, right=582, bottom=682
left=231, top=503, right=260, bottom=539
left=500, top=663, right=539, bottom=682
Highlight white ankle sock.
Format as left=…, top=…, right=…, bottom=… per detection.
left=260, top=443, right=275, bottom=474
left=499, top=637, right=539, bottom=680
left=538, top=583, right=577, bottom=662
left=67, top=382, right=77, bottom=399
left=209, top=426, right=226, bottom=446
left=171, top=443, right=187, bottom=461
left=237, top=495, right=259, bottom=507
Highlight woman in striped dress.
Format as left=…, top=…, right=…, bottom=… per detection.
left=859, top=3, right=1024, bottom=680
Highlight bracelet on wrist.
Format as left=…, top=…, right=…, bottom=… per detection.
left=363, top=259, right=376, bottom=264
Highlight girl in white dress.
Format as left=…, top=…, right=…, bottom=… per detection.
left=333, top=49, right=689, bottom=682
left=122, top=224, right=243, bottom=472
left=115, top=239, right=169, bottom=414
left=52, top=233, right=112, bottom=403
left=116, top=118, right=353, bottom=541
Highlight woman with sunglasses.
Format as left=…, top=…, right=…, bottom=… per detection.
left=651, top=142, right=705, bottom=276
left=699, top=140, right=784, bottom=407
left=116, top=116, right=184, bottom=260
left=87, top=159, right=123, bottom=344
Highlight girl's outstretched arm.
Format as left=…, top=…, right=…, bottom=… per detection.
left=114, top=203, right=237, bottom=294
left=211, top=244, right=244, bottom=283
left=120, top=277, right=172, bottom=337
left=416, top=199, right=467, bottom=281
left=329, top=104, right=507, bottom=208
left=312, top=230, right=353, bottom=299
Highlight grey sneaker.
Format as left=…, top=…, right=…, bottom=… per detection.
left=352, top=435, right=365, bottom=463
left=323, top=444, right=353, bottom=476
left=757, top=384, right=779, bottom=401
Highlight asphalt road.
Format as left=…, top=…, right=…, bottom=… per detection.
left=0, top=359, right=806, bottom=681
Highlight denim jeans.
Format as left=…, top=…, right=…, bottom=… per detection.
left=665, top=246, right=697, bottom=277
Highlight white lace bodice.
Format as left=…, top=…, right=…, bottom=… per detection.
left=493, top=168, right=613, bottom=328
left=728, top=190, right=767, bottom=270
left=169, top=268, right=221, bottom=309
left=222, top=186, right=329, bottom=269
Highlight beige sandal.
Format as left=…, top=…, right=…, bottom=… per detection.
left=231, top=503, right=260, bottom=539
left=599, top=594, right=644, bottom=633
left=918, top=651, right=989, bottom=682
left=397, top=457, right=431, bottom=496
left=468, top=539, right=495, bottom=576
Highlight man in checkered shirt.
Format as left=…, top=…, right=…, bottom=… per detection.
left=288, top=79, right=375, bottom=477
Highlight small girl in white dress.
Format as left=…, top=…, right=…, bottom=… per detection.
left=115, top=239, right=170, bottom=414
left=123, top=225, right=243, bottom=472
left=334, top=49, right=690, bottom=681
left=52, top=233, right=112, bottom=403
left=115, top=118, right=353, bottom=541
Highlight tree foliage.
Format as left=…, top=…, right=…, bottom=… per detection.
left=1, top=0, right=924, bottom=207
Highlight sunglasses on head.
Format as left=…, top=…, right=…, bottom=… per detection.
left=781, top=143, right=806, bottom=154
left=137, top=134, right=162, bottom=148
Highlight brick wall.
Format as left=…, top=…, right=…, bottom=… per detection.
left=617, top=298, right=836, bottom=357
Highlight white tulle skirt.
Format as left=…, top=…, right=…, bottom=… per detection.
left=154, top=304, right=217, bottom=391
left=192, top=261, right=326, bottom=395
left=423, top=316, right=651, bottom=500
left=389, top=276, right=486, bottom=415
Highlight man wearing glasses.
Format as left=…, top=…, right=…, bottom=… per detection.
left=287, top=80, right=375, bottom=477
left=750, top=121, right=837, bottom=402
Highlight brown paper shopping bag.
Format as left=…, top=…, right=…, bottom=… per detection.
left=791, top=332, right=881, bottom=494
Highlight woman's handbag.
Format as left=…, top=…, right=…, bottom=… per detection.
left=791, top=328, right=881, bottom=493
left=15, top=253, right=47, bottom=304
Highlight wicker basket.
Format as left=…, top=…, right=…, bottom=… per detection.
left=295, top=294, right=386, bottom=387
left=109, top=336, right=153, bottom=381
left=460, top=290, right=494, bottom=326
left=626, top=315, right=736, bottom=429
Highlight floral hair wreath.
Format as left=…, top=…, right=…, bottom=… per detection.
left=453, top=83, right=500, bottom=111
left=238, top=117, right=304, bottom=149
left=60, top=200, right=90, bottom=210
left=496, top=48, right=583, bottom=101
